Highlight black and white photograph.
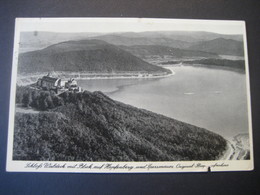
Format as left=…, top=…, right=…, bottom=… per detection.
left=6, top=18, right=253, bottom=172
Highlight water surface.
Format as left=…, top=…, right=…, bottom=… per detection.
left=78, top=66, right=249, bottom=138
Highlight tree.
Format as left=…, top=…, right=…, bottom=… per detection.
left=38, top=92, right=49, bottom=110
left=22, top=92, right=32, bottom=107
left=46, top=95, right=54, bottom=109
left=52, top=96, right=64, bottom=107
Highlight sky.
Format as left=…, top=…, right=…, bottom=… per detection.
left=16, top=18, right=245, bottom=35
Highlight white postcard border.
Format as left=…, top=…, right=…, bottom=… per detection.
left=6, top=18, right=254, bottom=173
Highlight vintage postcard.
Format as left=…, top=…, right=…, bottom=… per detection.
left=6, top=18, right=253, bottom=172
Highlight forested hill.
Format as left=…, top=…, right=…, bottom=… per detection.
left=188, top=38, right=244, bottom=56
left=161, top=58, right=246, bottom=72
left=183, top=58, right=246, bottom=71
left=17, top=39, right=169, bottom=74
left=14, top=87, right=227, bottom=161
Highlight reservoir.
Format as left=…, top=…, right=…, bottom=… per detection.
left=77, top=65, right=249, bottom=138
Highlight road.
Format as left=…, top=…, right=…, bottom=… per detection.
left=219, top=134, right=250, bottom=160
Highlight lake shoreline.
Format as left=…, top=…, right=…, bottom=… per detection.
left=17, top=70, right=174, bottom=86
left=159, top=63, right=245, bottom=74
left=219, top=133, right=250, bottom=160
left=17, top=62, right=244, bottom=86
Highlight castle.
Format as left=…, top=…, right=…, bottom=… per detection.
left=36, top=73, right=82, bottom=93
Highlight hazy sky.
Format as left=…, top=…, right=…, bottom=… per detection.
left=16, top=18, right=245, bottom=35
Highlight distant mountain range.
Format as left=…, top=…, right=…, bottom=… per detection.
left=90, top=34, right=192, bottom=49
left=18, top=39, right=168, bottom=74
left=19, top=31, right=244, bottom=54
left=113, top=31, right=243, bottom=42
left=91, top=31, right=243, bottom=50
left=18, top=31, right=245, bottom=74
left=119, top=45, right=219, bottom=59
left=188, top=38, right=244, bottom=56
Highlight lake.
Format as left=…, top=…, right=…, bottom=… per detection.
left=77, top=66, right=249, bottom=138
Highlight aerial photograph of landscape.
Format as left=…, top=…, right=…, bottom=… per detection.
left=7, top=18, right=253, bottom=172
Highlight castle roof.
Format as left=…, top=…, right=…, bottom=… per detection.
left=42, top=76, right=60, bottom=83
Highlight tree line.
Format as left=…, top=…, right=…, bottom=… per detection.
left=16, top=86, right=64, bottom=110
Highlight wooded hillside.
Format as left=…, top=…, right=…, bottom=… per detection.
left=14, top=87, right=227, bottom=161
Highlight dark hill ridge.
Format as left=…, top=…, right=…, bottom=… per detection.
left=18, top=39, right=169, bottom=74
left=119, top=45, right=219, bottom=59
left=14, top=88, right=227, bottom=161
left=183, top=58, right=245, bottom=71
left=188, top=38, right=244, bottom=56
left=40, top=39, right=112, bottom=54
